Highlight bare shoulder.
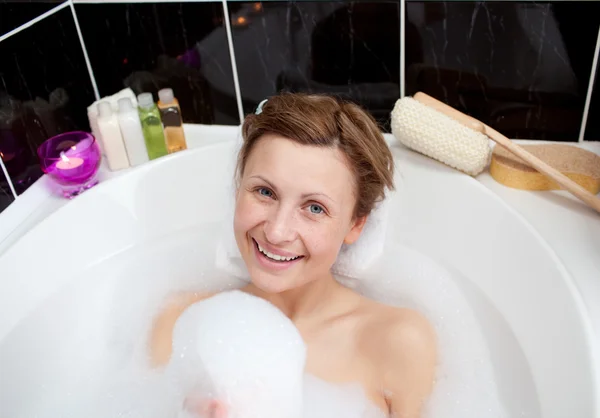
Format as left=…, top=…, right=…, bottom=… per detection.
left=379, top=304, right=436, bottom=351
left=360, top=301, right=436, bottom=359
left=369, top=301, right=437, bottom=416
left=148, top=291, right=216, bottom=367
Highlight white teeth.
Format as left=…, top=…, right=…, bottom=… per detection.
left=257, top=243, right=300, bottom=262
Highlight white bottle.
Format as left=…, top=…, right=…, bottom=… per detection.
left=97, top=101, right=130, bottom=171
left=117, top=97, right=149, bottom=167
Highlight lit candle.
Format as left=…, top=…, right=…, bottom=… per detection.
left=56, top=151, right=84, bottom=170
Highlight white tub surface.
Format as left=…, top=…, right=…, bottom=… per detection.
left=0, top=125, right=598, bottom=417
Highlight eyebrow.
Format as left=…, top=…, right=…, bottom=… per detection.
left=249, top=175, right=337, bottom=204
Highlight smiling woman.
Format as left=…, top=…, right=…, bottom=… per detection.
left=150, top=93, right=437, bottom=418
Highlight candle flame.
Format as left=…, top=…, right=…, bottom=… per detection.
left=60, top=151, right=69, bottom=163
left=71, top=145, right=77, bottom=151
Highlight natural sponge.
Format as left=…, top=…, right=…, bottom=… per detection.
left=490, top=144, right=600, bottom=193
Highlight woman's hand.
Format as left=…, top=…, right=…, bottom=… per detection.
left=183, top=397, right=228, bottom=418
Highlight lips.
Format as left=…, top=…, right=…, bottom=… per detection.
left=252, top=238, right=304, bottom=271
left=255, top=240, right=301, bottom=261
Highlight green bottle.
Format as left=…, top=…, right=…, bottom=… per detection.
left=137, top=93, right=168, bottom=160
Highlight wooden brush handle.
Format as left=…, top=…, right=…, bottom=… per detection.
left=484, top=126, right=600, bottom=213
left=414, top=92, right=600, bottom=213
left=414, top=92, right=486, bottom=133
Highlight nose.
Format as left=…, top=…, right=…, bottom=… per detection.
left=264, top=204, right=297, bottom=245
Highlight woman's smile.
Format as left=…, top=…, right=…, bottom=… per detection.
left=251, top=237, right=305, bottom=272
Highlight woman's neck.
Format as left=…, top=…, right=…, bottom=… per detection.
left=244, top=273, right=345, bottom=322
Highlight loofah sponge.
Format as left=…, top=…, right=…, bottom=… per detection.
left=390, top=97, right=492, bottom=176
left=490, top=143, right=600, bottom=193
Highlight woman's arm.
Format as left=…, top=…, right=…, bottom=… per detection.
left=148, top=291, right=214, bottom=367
left=381, top=311, right=437, bottom=418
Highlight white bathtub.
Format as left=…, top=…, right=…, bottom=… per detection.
left=0, top=131, right=597, bottom=417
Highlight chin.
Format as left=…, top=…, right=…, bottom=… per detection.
left=248, top=269, right=298, bottom=294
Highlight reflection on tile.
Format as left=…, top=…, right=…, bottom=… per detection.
left=584, top=66, right=599, bottom=141
left=0, top=7, right=96, bottom=195
left=75, top=2, right=239, bottom=126
left=0, top=166, right=14, bottom=214
left=228, top=1, right=400, bottom=131
left=406, top=1, right=600, bottom=141
left=0, top=0, right=64, bottom=36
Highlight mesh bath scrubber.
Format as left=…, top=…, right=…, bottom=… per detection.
left=390, top=96, right=492, bottom=176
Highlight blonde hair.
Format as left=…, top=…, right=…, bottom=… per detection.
left=237, top=93, right=394, bottom=219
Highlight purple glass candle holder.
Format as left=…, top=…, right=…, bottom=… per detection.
left=37, top=131, right=102, bottom=199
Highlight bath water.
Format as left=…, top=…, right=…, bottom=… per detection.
left=0, top=223, right=514, bottom=417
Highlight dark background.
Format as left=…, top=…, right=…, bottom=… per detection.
left=1, top=0, right=599, bottom=214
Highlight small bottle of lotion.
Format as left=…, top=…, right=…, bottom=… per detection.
left=138, top=93, right=169, bottom=160
left=117, top=97, right=149, bottom=167
left=157, top=88, right=187, bottom=153
left=97, top=101, right=130, bottom=171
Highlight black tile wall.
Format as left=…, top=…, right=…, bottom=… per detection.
left=405, top=1, right=600, bottom=142
left=584, top=67, right=599, bottom=141
left=0, top=7, right=96, bottom=196
left=228, top=1, right=401, bottom=131
left=75, top=2, right=239, bottom=126
left=0, top=0, right=64, bottom=36
left=0, top=0, right=599, bottom=208
left=0, top=167, right=14, bottom=214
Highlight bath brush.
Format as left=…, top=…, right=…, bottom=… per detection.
left=490, top=144, right=600, bottom=194
left=391, top=92, right=600, bottom=213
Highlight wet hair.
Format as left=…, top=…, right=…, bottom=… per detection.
left=237, top=93, right=395, bottom=219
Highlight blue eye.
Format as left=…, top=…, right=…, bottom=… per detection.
left=258, top=187, right=273, bottom=198
left=309, top=204, right=324, bottom=214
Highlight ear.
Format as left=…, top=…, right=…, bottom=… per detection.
left=343, top=215, right=367, bottom=245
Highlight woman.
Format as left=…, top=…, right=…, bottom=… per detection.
left=150, top=93, right=437, bottom=418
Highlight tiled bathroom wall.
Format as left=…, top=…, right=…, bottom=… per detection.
left=584, top=66, right=600, bottom=141
left=0, top=0, right=599, bottom=215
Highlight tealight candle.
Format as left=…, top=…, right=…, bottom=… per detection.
left=56, top=152, right=84, bottom=171
left=37, top=131, right=102, bottom=199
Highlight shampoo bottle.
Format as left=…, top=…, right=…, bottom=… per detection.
left=157, top=88, right=187, bottom=153
left=138, top=93, right=168, bottom=160
left=117, top=97, right=149, bottom=167
left=97, top=101, right=130, bottom=171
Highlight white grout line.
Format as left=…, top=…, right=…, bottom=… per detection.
left=221, top=0, right=244, bottom=124
left=0, top=158, right=18, bottom=200
left=0, top=1, right=71, bottom=44
left=69, top=0, right=101, bottom=101
left=400, top=0, right=406, bottom=98
left=578, top=25, right=600, bottom=143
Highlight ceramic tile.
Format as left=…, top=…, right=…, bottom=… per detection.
left=584, top=66, right=599, bottom=141
left=0, top=167, right=14, bottom=214
left=228, top=1, right=401, bottom=131
left=405, top=1, right=600, bottom=141
left=75, top=2, right=239, bottom=126
left=0, top=7, right=96, bottom=195
left=0, top=0, right=64, bottom=36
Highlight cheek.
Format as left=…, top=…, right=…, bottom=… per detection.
left=233, top=193, right=265, bottom=234
left=302, top=222, right=346, bottom=260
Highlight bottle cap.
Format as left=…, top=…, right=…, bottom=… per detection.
left=158, top=88, right=174, bottom=104
left=98, top=101, right=112, bottom=117
left=117, top=97, right=134, bottom=112
left=137, top=93, right=154, bottom=108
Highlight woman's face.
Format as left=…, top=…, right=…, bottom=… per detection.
left=234, top=134, right=366, bottom=293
